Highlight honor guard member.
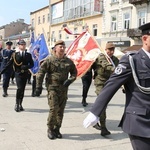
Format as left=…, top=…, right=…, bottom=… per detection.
left=1, top=41, right=14, bottom=97
left=1, top=40, right=34, bottom=112
left=83, top=22, right=150, bottom=150
left=36, top=40, right=77, bottom=140
left=91, top=42, right=119, bottom=135
left=0, top=44, right=3, bottom=81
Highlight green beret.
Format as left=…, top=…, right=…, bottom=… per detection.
left=54, top=40, right=65, bottom=47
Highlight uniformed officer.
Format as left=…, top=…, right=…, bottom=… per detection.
left=1, top=41, right=14, bottom=97
left=36, top=40, right=77, bottom=140
left=81, top=68, right=92, bottom=107
left=83, top=22, right=150, bottom=150
left=1, top=40, right=34, bottom=112
left=91, top=42, right=119, bottom=135
left=0, top=44, right=3, bottom=81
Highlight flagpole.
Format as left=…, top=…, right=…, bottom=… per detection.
left=87, top=28, right=111, bottom=64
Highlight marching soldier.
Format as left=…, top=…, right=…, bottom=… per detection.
left=1, top=40, right=34, bottom=112
left=92, top=42, right=119, bottom=136
left=83, top=22, right=150, bottom=149
left=1, top=41, right=14, bottom=97
left=36, top=40, right=77, bottom=140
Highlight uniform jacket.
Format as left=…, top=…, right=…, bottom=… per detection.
left=1, top=49, right=14, bottom=72
left=92, top=53, right=119, bottom=94
left=1, top=50, right=34, bottom=75
left=91, top=49, right=150, bottom=138
left=36, top=55, right=77, bottom=89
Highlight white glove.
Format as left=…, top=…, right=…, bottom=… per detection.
left=83, top=112, right=99, bottom=128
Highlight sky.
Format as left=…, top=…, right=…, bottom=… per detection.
left=0, top=0, right=49, bottom=26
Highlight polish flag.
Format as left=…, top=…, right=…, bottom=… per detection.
left=66, top=30, right=102, bottom=78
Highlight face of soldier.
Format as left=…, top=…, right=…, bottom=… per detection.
left=105, top=48, right=115, bottom=58
left=18, top=44, right=26, bottom=51
left=55, top=45, right=66, bottom=57
left=6, top=45, right=12, bottom=50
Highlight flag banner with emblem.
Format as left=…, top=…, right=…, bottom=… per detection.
left=29, top=34, right=50, bottom=75
left=66, top=30, right=101, bottom=78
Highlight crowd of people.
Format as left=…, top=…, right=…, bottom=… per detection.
left=0, top=22, right=150, bottom=149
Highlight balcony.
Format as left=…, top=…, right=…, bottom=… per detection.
left=129, top=0, right=150, bottom=5
left=127, top=28, right=141, bottom=38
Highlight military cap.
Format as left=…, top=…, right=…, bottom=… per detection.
left=6, top=41, right=13, bottom=46
left=106, top=42, right=115, bottom=49
left=54, top=40, right=65, bottom=47
left=18, top=39, right=26, bottom=45
left=139, top=22, right=150, bottom=35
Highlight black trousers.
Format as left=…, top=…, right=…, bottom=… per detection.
left=81, top=71, right=92, bottom=99
left=129, top=134, right=150, bottom=150
left=15, top=72, right=28, bottom=104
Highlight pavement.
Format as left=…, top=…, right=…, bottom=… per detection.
left=0, top=79, right=133, bottom=150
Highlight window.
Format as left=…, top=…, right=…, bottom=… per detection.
left=74, top=27, right=78, bottom=34
left=59, top=30, right=62, bottom=39
left=65, top=33, right=69, bottom=39
left=123, top=13, right=130, bottom=29
left=43, top=15, right=45, bottom=23
left=47, top=13, right=50, bottom=23
left=138, top=10, right=146, bottom=27
left=38, top=17, right=40, bottom=25
left=51, top=31, right=55, bottom=42
left=47, top=32, right=50, bottom=41
left=111, top=15, right=117, bottom=31
left=93, top=24, right=98, bottom=36
left=31, top=19, right=34, bottom=27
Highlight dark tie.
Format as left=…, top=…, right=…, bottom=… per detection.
left=22, top=52, right=25, bottom=58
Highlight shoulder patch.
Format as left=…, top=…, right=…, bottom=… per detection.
left=114, top=64, right=126, bottom=75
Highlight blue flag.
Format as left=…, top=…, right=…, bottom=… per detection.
left=30, top=34, right=50, bottom=75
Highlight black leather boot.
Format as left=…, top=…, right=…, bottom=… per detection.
left=54, top=127, right=62, bottom=139
left=101, top=127, right=111, bottom=136
left=82, top=98, right=88, bottom=107
left=14, top=99, right=20, bottom=112
left=47, top=129, right=56, bottom=140
left=2, top=88, right=8, bottom=97
left=19, top=99, right=24, bottom=111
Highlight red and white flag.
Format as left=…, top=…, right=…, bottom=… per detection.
left=62, top=24, right=81, bottom=35
left=66, top=30, right=102, bottom=78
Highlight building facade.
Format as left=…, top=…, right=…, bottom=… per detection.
left=30, top=6, right=50, bottom=47
left=0, top=19, right=30, bottom=48
left=29, top=0, right=150, bottom=51
left=50, top=0, right=103, bottom=47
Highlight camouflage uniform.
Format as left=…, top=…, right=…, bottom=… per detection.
left=92, top=53, right=119, bottom=128
left=36, top=55, right=77, bottom=131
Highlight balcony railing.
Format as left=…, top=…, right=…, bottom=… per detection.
left=129, top=0, right=150, bottom=5
left=127, top=28, right=141, bottom=38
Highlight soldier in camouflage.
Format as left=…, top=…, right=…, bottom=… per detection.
left=36, top=40, right=77, bottom=140
left=92, top=42, right=119, bottom=136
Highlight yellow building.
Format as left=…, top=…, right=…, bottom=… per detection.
left=50, top=0, right=103, bottom=47
left=30, top=6, right=50, bottom=47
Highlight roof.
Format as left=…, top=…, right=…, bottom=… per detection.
left=122, top=45, right=142, bottom=53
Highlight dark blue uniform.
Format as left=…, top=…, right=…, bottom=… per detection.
left=1, top=48, right=14, bottom=96
left=91, top=49, right=150, bottom=149
left=1, top=50, right=34, bottom=111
